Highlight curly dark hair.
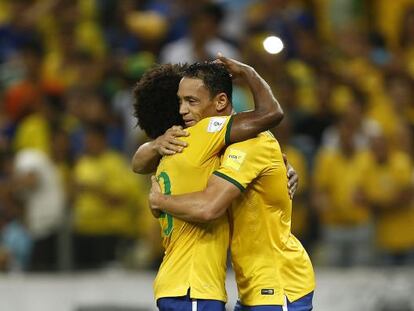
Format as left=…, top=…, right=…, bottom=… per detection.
left=183, top=62, right=232, bottom=102
left=133, top=64, right=186, bottom=139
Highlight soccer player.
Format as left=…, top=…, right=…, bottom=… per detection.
left=147, top=61, right=315, bottom=309
left=133, top=57, right=285, bottom=310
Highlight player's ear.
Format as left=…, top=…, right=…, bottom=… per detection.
left=215, top=93, right=229, bottom=112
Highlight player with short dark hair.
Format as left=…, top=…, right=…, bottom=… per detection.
left=147, top=58, right=315, bottom=310
left=133, top=55, right=284, bottom=310
left=183, top=62, right=233, bottom=102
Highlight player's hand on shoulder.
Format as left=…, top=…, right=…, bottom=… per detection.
left=154, top=125, right=189, bottom=156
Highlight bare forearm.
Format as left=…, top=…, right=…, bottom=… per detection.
left=132, top=142, right=161, bottom=174
left=154, top=192, right=211, bottom=223
left=230, top=68, right=283, bottom=142
left=246, top=67, right=281, bottom=114
left=149, top=175, right=240, bottom=223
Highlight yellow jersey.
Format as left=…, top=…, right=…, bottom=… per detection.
left=215, top=132, right=315, bottom=306
left=154, top=116, right=233, bottom=301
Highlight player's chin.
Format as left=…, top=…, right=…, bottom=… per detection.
left=185, top=120, right=196, bottom=127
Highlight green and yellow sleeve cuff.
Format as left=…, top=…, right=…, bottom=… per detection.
left=213, top=171, right=245, bottom=192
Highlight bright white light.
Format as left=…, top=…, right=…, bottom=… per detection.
left=263, top=36, right=284, bottom=54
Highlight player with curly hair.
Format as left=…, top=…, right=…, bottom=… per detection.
left=133, top=63, right=186, bottom=140
left=146, top=58, right=315, bottom=311
left=133, top=55, right=313, bottom=311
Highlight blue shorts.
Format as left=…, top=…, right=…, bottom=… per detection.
left=157, top=292, right=225, bottom=311
left=234, top=291, right=313, bottom=311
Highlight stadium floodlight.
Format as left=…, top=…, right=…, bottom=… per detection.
left=263, top=36, right=284, bottom=54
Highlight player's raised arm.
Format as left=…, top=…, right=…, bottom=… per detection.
left=216, top=54, right=284, bottom=143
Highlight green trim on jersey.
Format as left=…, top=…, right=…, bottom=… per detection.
left=213, top=170, right=245, bottom=192
left=225, top=115, right=234, bottom=145
left=157, top=171, right=173, bottom=236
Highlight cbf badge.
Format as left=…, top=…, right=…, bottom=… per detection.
left=207, top=117, right=226, bottom=132
left=223, top=149, right=246, bottom=171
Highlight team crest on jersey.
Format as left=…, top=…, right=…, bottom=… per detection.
left=223, top=149, right=246, bottom=171
left=207, top=117, right=226, bottom=132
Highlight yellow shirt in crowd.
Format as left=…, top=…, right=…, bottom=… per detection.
left=361, top=151, right=414, bottom=251
left=13, top=113, right=50, bottom=154
left=314, top=148, right=371, bottom=225
left=73, top=150, right=142, bottom=236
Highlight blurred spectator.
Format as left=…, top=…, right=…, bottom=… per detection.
left=0, top=150, right=32, bottom=271
left=374, top=0, right=414, bottom=50
left=360, top=125, right=414, bottom=265
left=312, top=117, right=373, bottom=267
left=13, top=148, right=65, bottom=271
left=66, top=89, right=122, bottom=156
left=3, top=44, right=43, bottom=123
left=72, top=123, right=144, bottom=270
left=321, top=87, right=370, bottom=151
left=384, top=73, right=414, bottom=129
left=0, top=0, right=40, bottom=63
left=292, top=67, right=335, bottom=148
left=160, top=2, right=239, bottom=63
left=0, top=206, right=32, bottom=272
left=13, top=93, right=65, bottom=155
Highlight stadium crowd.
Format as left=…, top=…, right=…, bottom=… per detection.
left=0, top=0, right=413, bottom=272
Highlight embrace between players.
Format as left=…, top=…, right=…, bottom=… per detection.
left=132, top=54, right=315, bottom=311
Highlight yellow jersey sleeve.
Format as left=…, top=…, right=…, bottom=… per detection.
left=213, top=132, right=273, bottom=191
left=182, top=115, right=234, bottom=165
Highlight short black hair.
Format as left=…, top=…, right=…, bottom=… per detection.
left=133, top=64, right=186, bottom=139
left=183, top=62, right=232, bottom=102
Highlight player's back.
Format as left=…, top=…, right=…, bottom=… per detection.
left=216, top=132, right=315, bottom=305
left=154, top=116, right=233, bottom=302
